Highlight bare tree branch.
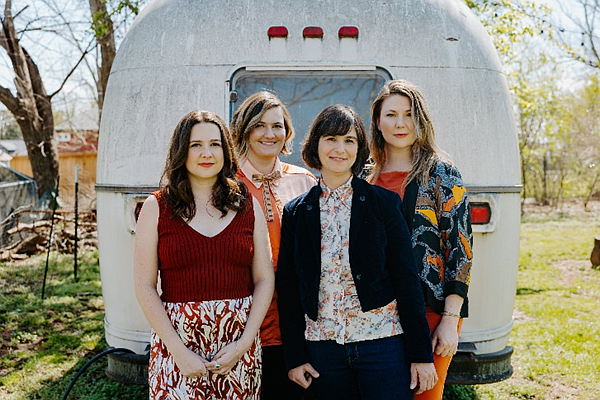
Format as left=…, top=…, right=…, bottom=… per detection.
left=13, top=5, right=28, bottom=20
left=0, top=0, right=59, bottom=197
left=553, top=0, right=600, bottom=69
left=0, top=84, right=19, bottom=114
left=49, top=38, right=96, bottom=99
left=3, top=0, right=37, bottom=107
left=50, top=0, right=99, bottom=83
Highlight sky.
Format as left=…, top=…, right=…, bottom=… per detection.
left=0, top=0, right=137, bottom=119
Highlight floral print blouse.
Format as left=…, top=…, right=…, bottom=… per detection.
left=304, top=176, right=403, bottom=344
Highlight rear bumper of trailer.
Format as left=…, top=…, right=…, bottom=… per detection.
left=447, top=346, right=513, bottom=385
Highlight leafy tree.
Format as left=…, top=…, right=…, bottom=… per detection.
left=465, top=1, right=577, bottom=206
left=465, top=0, right=553, bottom=66
left=512, top=51, right=573, bottom=205
left=47, top=0, right=146, bottom=123
left=564, top=73, right=600, bottom=207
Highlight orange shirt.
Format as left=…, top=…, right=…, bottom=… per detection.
left=375, top=171, right=409, bottom=199
left=238, top=158, right=316, bottom=346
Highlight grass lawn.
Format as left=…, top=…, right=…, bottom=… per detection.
left=471, top=205, right=600, bottom=399
left=1, top=203, right=599, bottom=399
left=0, top=252, right=147, bottom=399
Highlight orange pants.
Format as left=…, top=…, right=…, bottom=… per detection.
left=414, top=308, right=463, bottom=400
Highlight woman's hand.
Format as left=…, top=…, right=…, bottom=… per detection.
left=288, top=363, right=320, bottom=388
left=434, top=294, right=463, bottom=357
left=172, top=347, right=210, bottom=378
left=410, top=362, right=438, bottom=394
left=432, top=316, right=460, bottom=357
left=205, top=340, right=245, bottom=375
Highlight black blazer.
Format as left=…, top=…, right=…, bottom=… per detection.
left=276, top=176, right=434, bottom=371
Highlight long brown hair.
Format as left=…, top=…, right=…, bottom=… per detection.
left=161, top=110, right=247, bottom=220
left=230, top=91, right=295, bottom=159
left=369, top=80, right=443, bottom=187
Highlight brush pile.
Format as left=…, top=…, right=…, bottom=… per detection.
left=0, top=211, right=97, bottom=261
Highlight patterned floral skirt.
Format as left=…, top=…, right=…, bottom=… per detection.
left=149, top=296, right=261, bottom=400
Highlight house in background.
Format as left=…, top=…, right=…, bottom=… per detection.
left=0, top=140, right=27, bottom=164
left=6, top=109, right=99, bottom=210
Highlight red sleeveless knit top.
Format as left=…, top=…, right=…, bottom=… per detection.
left=154, top=190, right=254, bottom=302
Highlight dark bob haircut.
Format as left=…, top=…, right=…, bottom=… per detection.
left=301, top=104, right=369, bottom=175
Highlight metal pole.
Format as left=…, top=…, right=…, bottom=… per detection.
left=74, top=165, right=79, bottom=281
left=42, top=176, right=60, bottom=300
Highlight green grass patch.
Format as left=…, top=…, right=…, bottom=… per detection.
left=0, top=251, right=148, bottom=399
left=473, top=208, right=600, bottom=399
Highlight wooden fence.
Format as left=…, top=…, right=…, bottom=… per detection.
left=10, top=153, right=97, bottom=210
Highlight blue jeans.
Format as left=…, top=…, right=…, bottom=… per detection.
left=305, top=335, right=413, bottom=400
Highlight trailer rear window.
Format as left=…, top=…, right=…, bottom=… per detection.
left=230, top=68, right=392, bottom=169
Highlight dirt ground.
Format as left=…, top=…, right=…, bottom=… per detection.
left=521, top=198, right=600, bottom=217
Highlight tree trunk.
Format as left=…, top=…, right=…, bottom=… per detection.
left=542, top=153, right=549, bottom=205
left=554, top=160, right=566, bottom=210
left=520, top=148, right=528, bottom=213
left=89, top=0, right=117, bottom=124
left=584, top=171, right=600, bottom=210
left=16, top=107, right=59, bottom=199
left=0, top=0, right=59, bottom=198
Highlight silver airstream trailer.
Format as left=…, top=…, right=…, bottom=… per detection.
left=97, top=0, right=520, bottom=384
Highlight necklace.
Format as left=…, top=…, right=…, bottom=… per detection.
left=204, top=198, right=218, bottom=218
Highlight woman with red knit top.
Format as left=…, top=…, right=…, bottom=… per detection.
left=230, top=92, right=316, bottom=400
left=369, top=80, right=473, bottom=400
left=134, top=110, right=274, bottom=399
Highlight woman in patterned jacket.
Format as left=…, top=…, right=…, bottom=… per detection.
left=134, top=110, right=274, bottom=399
left=369, top=80, right=473, bottom=400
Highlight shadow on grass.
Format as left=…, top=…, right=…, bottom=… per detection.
left=32, top=343, right=148, bottom=400
left=443, top=384, right=479, bottom=400
left=516, top=287, right=546, bottom=295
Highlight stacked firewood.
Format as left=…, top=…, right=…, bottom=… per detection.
left=0, top=211, right=97, bottom=261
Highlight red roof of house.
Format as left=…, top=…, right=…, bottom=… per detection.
left=56, top=131, right=98, bottom=154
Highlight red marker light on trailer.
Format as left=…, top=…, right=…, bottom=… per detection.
left=470, top=203, right=491, bottom=224
left=339, top=26, right=359, bottom=38
left=268, top=26, right=288, bottom=38
left=303, top=26, right=324, bottom=38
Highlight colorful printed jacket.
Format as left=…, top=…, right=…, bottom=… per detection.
left=402, top=160, right=473, bottom=317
